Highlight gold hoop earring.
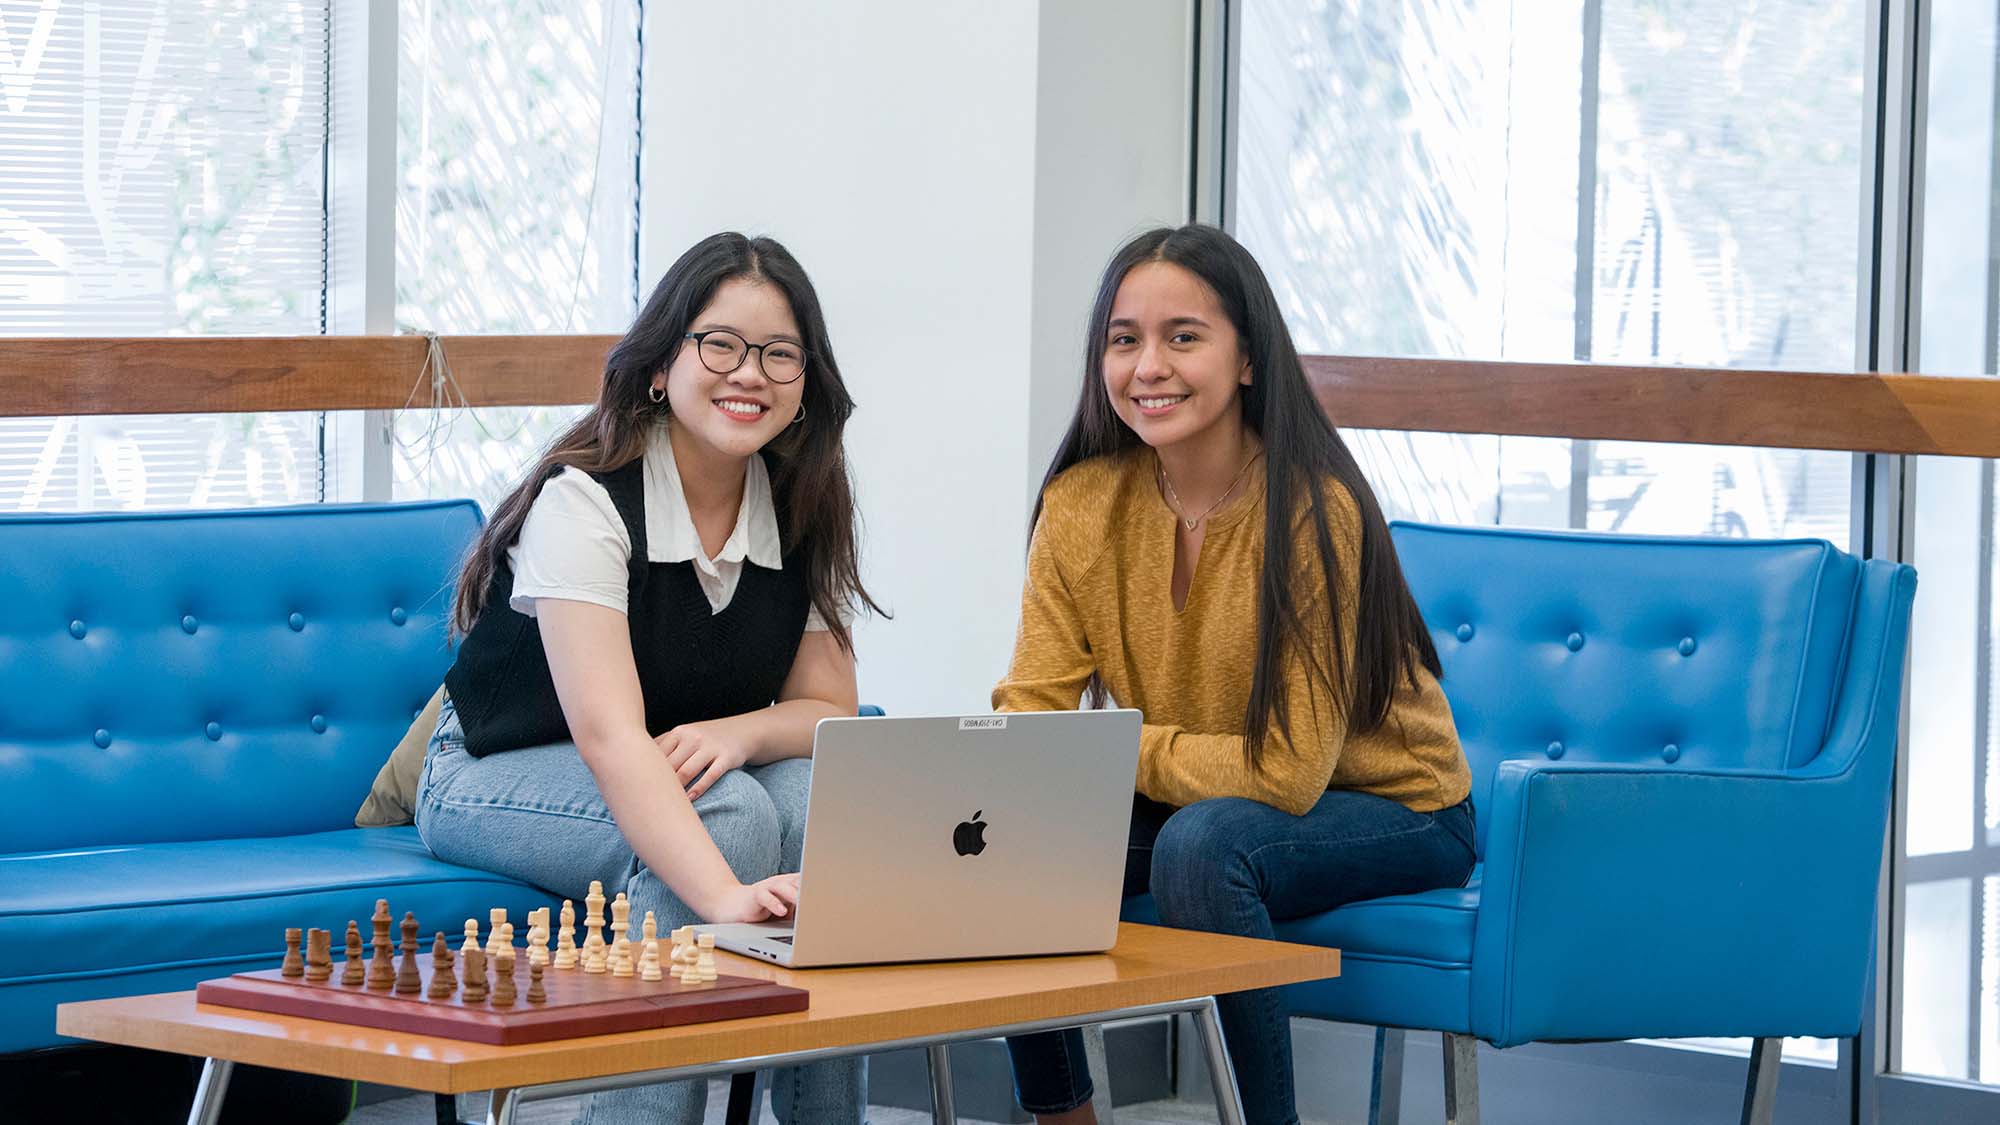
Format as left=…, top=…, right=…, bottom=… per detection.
left=648, top=384, right=665, bottom=404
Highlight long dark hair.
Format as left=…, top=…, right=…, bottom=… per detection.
left=1036, top=224, right=1439, bottom=769
left=453, top=232, right=882, bottom=649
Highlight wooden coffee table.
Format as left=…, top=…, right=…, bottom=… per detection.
left=58, top=923, right=1338, bottom=1125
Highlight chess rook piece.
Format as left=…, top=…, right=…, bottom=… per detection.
left=554, top=899, right=578, bottom=969
left=305, top=928, right=333, bottom=982
left=527, top=961, right=547, bottom=1004
left=367, top=900, right=395, bottom=990
left=341, top=921, right=364, bottom=986
left=461, top=946, right=487, bottom=1003
left=695, top=933, right=717, bottom=983
left=281, top=927, right=305, bottom=977
left=395, top=912, right=423, bottom=994
left=492, top=950, right=517, bottom=1007
left=428, top=934, right=456, bottom=999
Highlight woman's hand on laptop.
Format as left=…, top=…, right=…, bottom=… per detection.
left=708, top=872, right=802, bottom=923
left=657, top=720, right=751, bottom=801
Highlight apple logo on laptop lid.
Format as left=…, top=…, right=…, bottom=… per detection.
left=952, top=811, right=988, bottom=857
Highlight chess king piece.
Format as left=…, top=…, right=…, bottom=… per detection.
left=582, top=881, right=608, bottom=973
left=609, top=892, right=632, bottom=977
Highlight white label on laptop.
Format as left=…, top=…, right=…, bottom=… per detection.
left=959, top=716, right=1008, bottom=731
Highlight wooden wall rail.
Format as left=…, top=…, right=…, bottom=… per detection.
left=2, top=337, right=1998, bottom=458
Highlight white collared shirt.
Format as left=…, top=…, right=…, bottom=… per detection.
left=506, top=424, right=834, bottom=631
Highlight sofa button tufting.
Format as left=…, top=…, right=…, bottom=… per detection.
left=206, top=721, right=223, bottom=741
left=1546, top=740, right=1565, bottom=759
left=93, top=729, right=111, bottom=749
left=181, top=614, right=198, bottom=635
left=1678, top=636, right=1697, bottom=656
left=1455, top=623, right=1474, bottom=642
left=1566, top=632, right=1585, bottom=651
left=288, top=612, right=305, bottom=632
left=390, top=606, right=408, bottom=626
left=68, top=619, right=86, bottom=639
left=310, top=714, right=328, bottom=734
left=1662, top=743, right=1681, bottom=763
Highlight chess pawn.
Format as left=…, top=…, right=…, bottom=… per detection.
left=341, top=921, right=364, bottom=986
left=281, top=927, right=305, bottom=977
left=428, top=934, right=457, bottom=999
left=492, top=950, right=517, bottom=1007
left=527, top=961, right=547, bottom=1005
left=461, top=946, right=488, bottom=1003
left=367, top=900, right=396, bottom=990
left=396, top=913, right=423, bottom=994
left=487, top=909, right=508, bottom=959
left=305, top=928, right=333, bottom=982
left=553, top=900, right=578, bottom=970
left=695, top=933, right=717, bottom=983
left=463, top=918, right=480, bottom=955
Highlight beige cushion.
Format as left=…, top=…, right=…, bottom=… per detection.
left=355, top=685, right=446, bottom=828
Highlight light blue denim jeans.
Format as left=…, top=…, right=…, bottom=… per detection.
left=416, top=697, right=866, bottom=1125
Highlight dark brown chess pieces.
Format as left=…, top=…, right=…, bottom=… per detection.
left=427, top=933, right=456, bottom=999
left=366, top=899, right=395, bottom=991
left=527, top=960, right=547, bottom=1004
left=492, top=950, right=517, bottom=1007
left=461, top=946, right=488, bottom=1003
left=395, top=912, right=422, bottom=994
left=304, top=928, right=332, bottom=982
left=341, top=920, right=364, bottom=986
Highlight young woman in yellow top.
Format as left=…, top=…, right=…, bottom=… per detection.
left=997, top=224, right=1475, bottom=1125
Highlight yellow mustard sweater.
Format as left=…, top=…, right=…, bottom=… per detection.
left=993, top=448, right=1471, bottom=816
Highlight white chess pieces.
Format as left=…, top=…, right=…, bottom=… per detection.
left=463, top=918, right=480, bottom=957
left=486, top=908, right=508, bottom=959
left=695, top=932, right=718, bottom=983
left=671, top=926, right=699, bottom=982
left=528, top=907, right=550, bottom=967
left=609, top=893, right=634, bottom=978
left=583, top=881, right=607, bottom=973
left=554, top=899, right=578, bottom=969
left=639, top=912, right=663, bottom=982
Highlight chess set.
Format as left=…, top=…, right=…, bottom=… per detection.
left=194, top=880, right=808, bottom=1045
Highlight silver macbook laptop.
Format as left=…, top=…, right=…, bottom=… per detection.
left=697, top=709, right=1141, bottom=968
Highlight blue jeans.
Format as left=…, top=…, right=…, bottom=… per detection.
left=415, top=697, right=867, bottom=1125
left=1007, top=790, right=1476, bottom=1124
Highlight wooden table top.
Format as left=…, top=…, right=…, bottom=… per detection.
left=57, top=924, right=1338, bottom=1094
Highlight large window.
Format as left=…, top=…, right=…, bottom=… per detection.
left=1234, top=0, right=1868, bottom=1067
left=1235, top=0, right=1857, bottom=549
left=390, top=0, right=641, bottom=511
left=0, top=0, right=329, bottom=508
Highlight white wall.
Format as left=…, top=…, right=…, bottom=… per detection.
left=643, top=1, right=1189, bottom=715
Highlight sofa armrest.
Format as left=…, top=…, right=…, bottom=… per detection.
left=1470, top=759, right=1881, bottom=1047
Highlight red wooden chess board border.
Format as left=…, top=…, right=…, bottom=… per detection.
left=195, top=959, right=808, bottom=1045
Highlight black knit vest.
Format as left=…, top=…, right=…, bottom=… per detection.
left=444, top=458, right=811, bottom=758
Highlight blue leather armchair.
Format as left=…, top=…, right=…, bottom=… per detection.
left=0, top=502, right=550, bottom=1053
left=1126, top=522, right=1916, bottom=1122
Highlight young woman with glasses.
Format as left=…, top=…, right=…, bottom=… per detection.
left=416, top=232, right=881, bottom=1125
left=995, top=225, right=1476, bottom=1125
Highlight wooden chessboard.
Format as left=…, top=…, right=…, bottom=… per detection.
left=195, top=956, right=808, bottom=1045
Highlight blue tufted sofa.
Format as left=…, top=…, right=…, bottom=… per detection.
left=0, top=501, right=552, bottom=1054
left=1125, top=522, right=1916, bottom=1120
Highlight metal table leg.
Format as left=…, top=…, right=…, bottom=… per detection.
left=725, top=1070, right=759, bottom=1125
left=1189, top=996, right=1246, bottom=1125
left=926, top=1043, right=957, bottom=1123
left=185, top=1057, right=234, bottom=1125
